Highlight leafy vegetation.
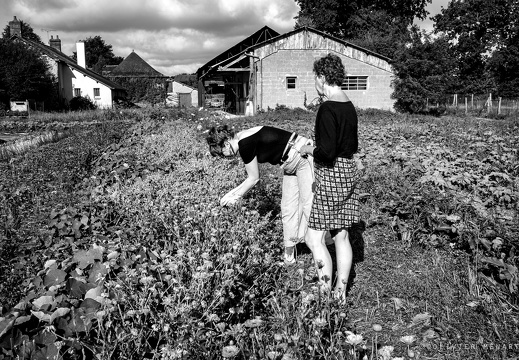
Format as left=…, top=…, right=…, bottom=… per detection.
left=0, top=39, right=58, bottom=110
left=111, top=78, right=167, bottom=105
left=294, top=0, right=428, bottom=59
left=433, top=0, right=519, bottom=97
left=295, top=0, right=519, bottom=112
left=71, top=35, right=124, bottom=75
left=69, top=96, right=98, bottom=111
left=1, top=18, right=42, bottom=43
left=0, top=108, right=518, bottom=359
left=391, top=32, right=457, bottom=113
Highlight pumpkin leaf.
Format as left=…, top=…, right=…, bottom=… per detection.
left=32, top=295, right=55, bottom=311
left=30, top=310, right=52, bottom=323
left=50, top=307, right=71, bottom=323
left=0, top=317, right=15, bottom=338
left=84, top=286, right=103, bottom=300
left=73, top=247, right=103, bottom=269
left=43, top=269, right=67, bottom=287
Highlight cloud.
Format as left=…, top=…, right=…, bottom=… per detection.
left=1, top=0, right=299, bottom=75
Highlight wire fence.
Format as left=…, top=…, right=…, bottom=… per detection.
left=442, top=94, right=519, bottom=117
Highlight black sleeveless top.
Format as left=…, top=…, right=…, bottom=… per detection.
left=238, top=126, right=292, bottom=165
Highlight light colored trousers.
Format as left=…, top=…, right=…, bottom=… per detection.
left=280, top=145, right=314, bottom=248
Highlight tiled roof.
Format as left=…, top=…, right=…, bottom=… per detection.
left=11, top=35, right=126, bottom=90
left=109, top=51, right=164, bottom=77
left=102, top=64, right=118, bottom=76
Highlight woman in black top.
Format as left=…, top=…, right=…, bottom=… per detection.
left=207, top=125, right=314, bottom=264
left=300, top=53, right=361, bottom=300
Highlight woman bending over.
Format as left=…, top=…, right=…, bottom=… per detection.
left=207, top=125, right=313, bottom=263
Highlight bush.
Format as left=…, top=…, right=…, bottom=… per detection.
left=69, top=96, right=97, bottom=111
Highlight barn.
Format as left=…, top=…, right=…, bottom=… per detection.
left=196, top=26, right=280, bottom=114
left=197, top=26, right=395, bottom=114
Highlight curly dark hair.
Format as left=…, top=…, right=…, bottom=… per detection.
left=313, top=53, right=346, bottom=86
left=206, top=125, right=235, bottom=157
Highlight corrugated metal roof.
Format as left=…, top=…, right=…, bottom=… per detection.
left=197, top=26, right=392, bottom=77
left=248, top=27, right=392, bottom=62
left=197, top=25, right=280, bottom=78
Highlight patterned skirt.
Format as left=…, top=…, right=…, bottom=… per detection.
left=308, top=157, right=360, bottom=231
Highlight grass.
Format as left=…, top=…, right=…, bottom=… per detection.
left=0, top=107, right=518, bottom=359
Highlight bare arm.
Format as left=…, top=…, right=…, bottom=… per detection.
left=221, top=157, right=260, bottom=206
left=300, top=144, right=315, bottom=156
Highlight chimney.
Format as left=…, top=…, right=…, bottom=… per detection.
left=49, top=35, right=62, bottom=52
left=76, top=41, right=86, bottom=68
left=9, top=16, right=21, bottom=38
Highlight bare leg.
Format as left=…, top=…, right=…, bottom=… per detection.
left=333, top=229, right=353, bottom=299
left=305, top=227, right=332, bottom=291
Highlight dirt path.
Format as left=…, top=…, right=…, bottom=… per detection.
left=0, top=132, right=29, bottom=142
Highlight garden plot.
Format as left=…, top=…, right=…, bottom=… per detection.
left=0, top=108, right=517, bottom=359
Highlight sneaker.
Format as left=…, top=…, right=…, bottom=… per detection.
left=284, top=252, right=296, bottom=265
left=283, top=247, right=296, bottom=265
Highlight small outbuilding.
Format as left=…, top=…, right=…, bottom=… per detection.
left=165, top=81, right=198, bottom=108
left=197, top=26, right=395, bottom=114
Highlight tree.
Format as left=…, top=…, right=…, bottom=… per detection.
left=294, top=0, right=430, bottom=58
left=391, top=30, right=457, bottom=113
left=487, top=45, right=519, bottom=98
left=174, top=74, right=197, bottom=88
left=2, top=19, right=42, bottom=43
left=294, top=0, right=351, bottom=38
left=432, top=0, right=517, bottom=95
left=485, top=1, right=519, bottom=97
left=345, top=9, right=417, bottom=60
left=72, top=35, right=122, bottom=73
left=0, top=39, right=57, bottom=108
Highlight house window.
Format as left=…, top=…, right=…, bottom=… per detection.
left=341, top=76, right=368, bottom=91
left=286, top=76, right=297, bottom=89
left=74, top=88, right=81, bottom=97
left=94, top=88, right=100, bottom=97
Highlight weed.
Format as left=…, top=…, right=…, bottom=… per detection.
left=0, top=108, right=518, bottom=359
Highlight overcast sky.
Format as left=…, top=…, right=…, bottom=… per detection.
left=1, top=0, right=449, bottom=76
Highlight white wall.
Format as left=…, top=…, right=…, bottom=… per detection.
left=70, top=68, right=114, bottom=108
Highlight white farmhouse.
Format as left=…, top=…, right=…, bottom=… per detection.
left=9, top=16, right=126, bottom=109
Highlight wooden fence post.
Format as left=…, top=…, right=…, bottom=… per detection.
left=488, top=93, right=492, bottom=114
left=498, top=97, right=502, bottom=115
left=465, top=97, right=468, bottom=114
left=471, top=94, right=474, bottom=109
